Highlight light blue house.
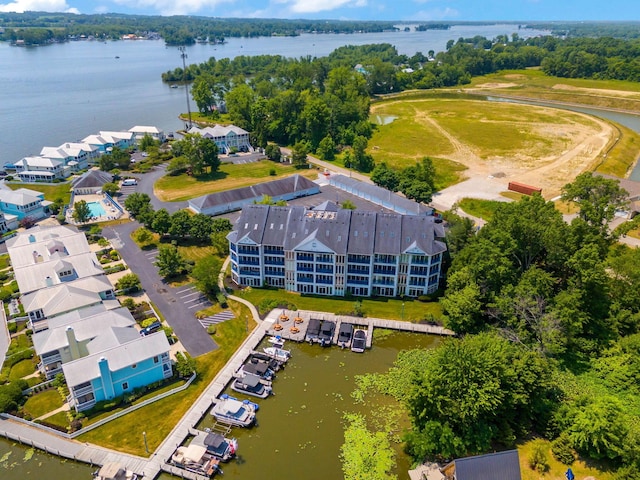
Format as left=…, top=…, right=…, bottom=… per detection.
left=0, top=187, right=51, bottom=221
left=81, top=131, right=135, bottom=154
left=62, top=332, right=172, bottom=411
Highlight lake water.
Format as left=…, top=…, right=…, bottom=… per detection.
left=0, top=24, right=549, bottom=165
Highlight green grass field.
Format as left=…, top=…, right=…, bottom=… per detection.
left=23, top=389, right=63, bottom=419
left=6, top=182, right=72, bottom=204
left=79, top=299, right=253, bottom=455
left=154, top=160, right=318, bottom=202
left=8, top=359, right=36, bottom=381
left=237, top=287, right=442, bottom=322
left=458, top=198, right=506, bottom=221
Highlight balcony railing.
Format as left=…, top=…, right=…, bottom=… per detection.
left=347, top=267, right=370, bottom=275
left=264, top=248, right=284, bottom=256
left=316, top=278, right=333, bottom=285
left=297, top=276, right=314, bottom=283
left=238, top=248, right=259, bottom=255
left=316, top=266, right=333, bottom=274
left=347, top=257, right=370, bottom=265
left=373, top=267, right=396, bottom=275
left=264, top=258, right=285, bottom=266
left=239, top=269, right=260, bottom=276
left=347, top=279, right=369, bottom=286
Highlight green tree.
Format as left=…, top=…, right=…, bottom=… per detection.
left=371, top=162, right=400, bottom=192
left=124, top=193, right=153, bottom=219
left=351, top=135, right=375, bottom=173
left=225, top=83, right=256, bottom=129
left=341, top=413, right=396, bottom=480
left=167, top=155, right=190, bottom=176
left=265, top=144, right=282, bottom=162
left=212, top=218, right=233, bottom=233
left=291, top=140, right=310, bottom=168
left=190, top=213, right=213, bottom=242
left=173, top=133, right=220, bottom=176
left=561, top=172, right=628, bottom=236
left=191, top=74, right=216, bottom=114
left=115, top=273, right=141, bottom=292
left=316, top=135, right=336, bottom=161
left=175, top=351, right=197, bottom=378
left=155, top=244, right=189, bottom=278
left=169, top=210, right=192, bottom=237
left=72, top=200, right=92, bottom=223
left=102, top=182, right=119, bottom=197
left=139, top=133, right=158, bottom=151
left=341, top=200, right=357, bottom=210
left=151, top=208, right=172, bottom=236
left=191, top=256, right=222, bottom=297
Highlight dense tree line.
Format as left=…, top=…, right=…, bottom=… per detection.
left=0, top=12, right=399, bottom=44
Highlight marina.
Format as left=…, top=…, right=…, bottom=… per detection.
left=1, top=310, right=453, bottom=479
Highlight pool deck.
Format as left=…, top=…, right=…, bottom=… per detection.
left=0, top=309, right=453, bottom=479
left=67, top=193, right=125, bottom=224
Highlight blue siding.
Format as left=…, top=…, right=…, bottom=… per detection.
left=90, top=356, right=170, bottom=403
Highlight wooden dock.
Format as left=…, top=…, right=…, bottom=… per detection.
left=0, top=308, right=453, bottom=479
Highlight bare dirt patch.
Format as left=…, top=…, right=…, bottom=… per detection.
left=473, top=82, right=519, bottom=89
left=552, top=83, right=640, bottom=98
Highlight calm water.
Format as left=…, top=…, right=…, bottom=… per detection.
left=0, top=24, right=549, bottom=165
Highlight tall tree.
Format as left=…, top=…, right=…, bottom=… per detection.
left=173, top=133, right=220, bottom=175
left=291, top=140, right=310, bottom=168
left=155, top=244, right=189, bottom=278
left=561, top=172, right=628, bottom=236
left=72, top=200, right=92, bottom=223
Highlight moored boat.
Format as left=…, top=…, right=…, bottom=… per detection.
left=170, top=444, right=222, bottom=477
left=305, top=318, right=321, bottom=344
left=351, top=329, right=367, bottom=353
left=236, top=359, right=275, bottom=381
left=92, top=462, right=138, bottom=480
left=268, top=335, right=285, bottom=348
left=231, top=372, right=273, bottom=398
left=210, top=396, right=257, bottom=427
left=318, top=320, right=336, bottom=347
left=338, top=322, right=354, bottom=348
left=263, top=346, right=291, bottom=363
left=191, top=430, right=238, bottom=462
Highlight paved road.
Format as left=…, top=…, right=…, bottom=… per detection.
left=131, top=164, right=188, bottom=213
left=103, top=221, right=217, bottom=358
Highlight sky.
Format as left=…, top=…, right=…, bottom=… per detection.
left=0, top=0, right=639, bottom=21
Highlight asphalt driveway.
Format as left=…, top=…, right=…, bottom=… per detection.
left=103, top=221, right=218, bottom=357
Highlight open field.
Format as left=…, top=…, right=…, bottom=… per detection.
left=6, top=182, right=72, bottom=204
left=236, top=287, right=442, bottom=322
left=370, top=96, right=616, bottom=200
left=518, top=438, right=614, bottom=480
left=465, top=69, right=640, bottom=113
left=154, top=160, right=318, bottom=202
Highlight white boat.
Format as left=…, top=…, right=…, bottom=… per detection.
left=93, top=462, right=138, bottom=480
left=171, top=444, right=222, bottom=477
left=351, top=329, right=367, bottom=353
left=231, top=372, right=273, bottom=398
left=263, top=346, right=291, bottom=363
left=210, top=396, right=256, bottom=427
left=192, top=429, right=238, bottom=462
left=268, top=335, right=285, bottom=348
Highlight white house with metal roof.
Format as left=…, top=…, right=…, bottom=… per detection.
left=32, top=307, right=137, bottom=379
left=82, top=131, right=135, bottom=154
left=7, top=225, right=104, bottom=294
left=40, top=142, right=97, bottom=171
left=187, top=124, right=252, bottom=154
left=0, top=187, right=51, bottom=221
left=63, top=332, right=172, bottom=411
left=13, top=156, right=67, bottom=182
left=129, top=125, right=166, bottom=143
left=227, top=205, right=447, bottom=297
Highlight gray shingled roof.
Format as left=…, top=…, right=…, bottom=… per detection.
left=231, top=205, right=445, bottom=257
left=72, top=170, right=113, bottom=189
left=329, top=174, right=432, bottom=215
left=190, top=174, right=317, bottom=211
left=448, top=450, right=521, bottom=480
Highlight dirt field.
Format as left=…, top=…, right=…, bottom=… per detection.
left=370, top=98, right=615, bottom=206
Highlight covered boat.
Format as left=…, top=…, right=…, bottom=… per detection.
left=338, top=323, right=354, bottom=348
left=231, top=372, right=273, bottom=399
left=171, top=443, right=221, bottom=477
left=263, top=346, right=291, bottom=363
left=93, top=463, right=137, bottom=480
left=351, top=329, right=367, bottom=353
left=318, top=320, right=336, bottom=346
left=236, top=360, right=275, bottom=381
left=210, top=396, right=256, bottom=427
left=191, top=430, right=238, bottom=462
left=305, top=318, right=321, bottom=343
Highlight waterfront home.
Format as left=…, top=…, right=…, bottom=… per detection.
left=7, top=225, right=104, bottom=294
left=40, top=142, right=97, bottom=171
left=0, top=211, right=19, bottom=234
left=32, top=306, right=137, bottom=379
left=188, top=174, right=319, bottom=216
left=441, top=450, right=521, bottom=480
left=63, top=331, right=172, bottom=411
left=129, top=125, right=166, bottom=143
left=0, top=187, right=51, bottom=221
left=14, top=156, right=67, bottom=181
left=82, top=131, right=135, bottom=154
left=227, top=204, right=446, bottom=297
left=72, top=169, right=114, bottom=195
left=187, top=124, right=251, bottom=153
left=22, top=275, right=117, bottom=329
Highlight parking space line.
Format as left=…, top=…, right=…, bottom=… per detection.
left=188, top=302, right=209, bottom=309
left=176, top=286, right=196, bottom=294
left=179, top=291, right=201, bottom=299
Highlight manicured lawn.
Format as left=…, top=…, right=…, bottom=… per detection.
left=595, top=123, right=640, bottom=177
left=78, top=299, right=252, bottom=455
left=236, top=287, right=442, bottom=322
left=0, top=254, right=10, bottom=269
left=154, top=160, right=318, bottom=202
left=177, top=244, right=218, bottom=263
left=458, top=197, right=506, bottom=221
left=23, top=389, right=64, bottom=419
left=6, top=182, right=72, bottom=204
left=9, top=359, right=36, bottom=380
left=39, top=411, right=70, bottom=430
left=518, top=438, right=614, bottom=480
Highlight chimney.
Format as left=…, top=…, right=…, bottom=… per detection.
left=65, top=326, right=81, bottom=360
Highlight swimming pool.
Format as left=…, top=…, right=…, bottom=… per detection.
left=86, top=201, right=106, bottom=218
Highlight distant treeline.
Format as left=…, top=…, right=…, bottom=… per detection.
left=415, top=24, right=451, bottom=31
left=527, top=21, right=640, bottom=40
left=0, top=12, right=399, bottom=45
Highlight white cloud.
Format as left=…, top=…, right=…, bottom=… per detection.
left=275, top=0, right=368, bottom=14
left=0, top=0, right=77, bottom=13
left=111, top=0, right=233, bottom=16
left=412, top=7, right=458, bottom=20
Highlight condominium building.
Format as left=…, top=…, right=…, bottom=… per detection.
left=227, top=205, right=447, bottom=297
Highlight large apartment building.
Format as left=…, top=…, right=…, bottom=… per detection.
left=227, top=205, right=447, bottom=298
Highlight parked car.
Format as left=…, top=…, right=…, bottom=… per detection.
left=122, top=178, right=138, bottom=186
left=140, top=321, right=162, bottom=336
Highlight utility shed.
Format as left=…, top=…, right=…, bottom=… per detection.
left=441, top=450, right=521, bottom=480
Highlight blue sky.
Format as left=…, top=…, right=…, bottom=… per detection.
left=0, top=0, right=638, bottom=21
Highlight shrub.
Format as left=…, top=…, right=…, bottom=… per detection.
left=552, top=433, right=576, bottom=465
left=97, top=237, right=110, bottom=247
left=7, top=322, right=17, bottom=334
left=0, top=271, right=8, bottom=282
left=207, top=325, right=217, bottom=335
left=104, top=264, right=127, bottom=275
left=269, top=168, right=277, bottom=176
left=529, top=440, right=550, bottom=473
left=0, top=287, right=12, bottom=302
left=116, top=273, right=141, bottom=292
left=121, top=298, right=136, bottom=311
left=216, top=293, right=228, bottom=308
